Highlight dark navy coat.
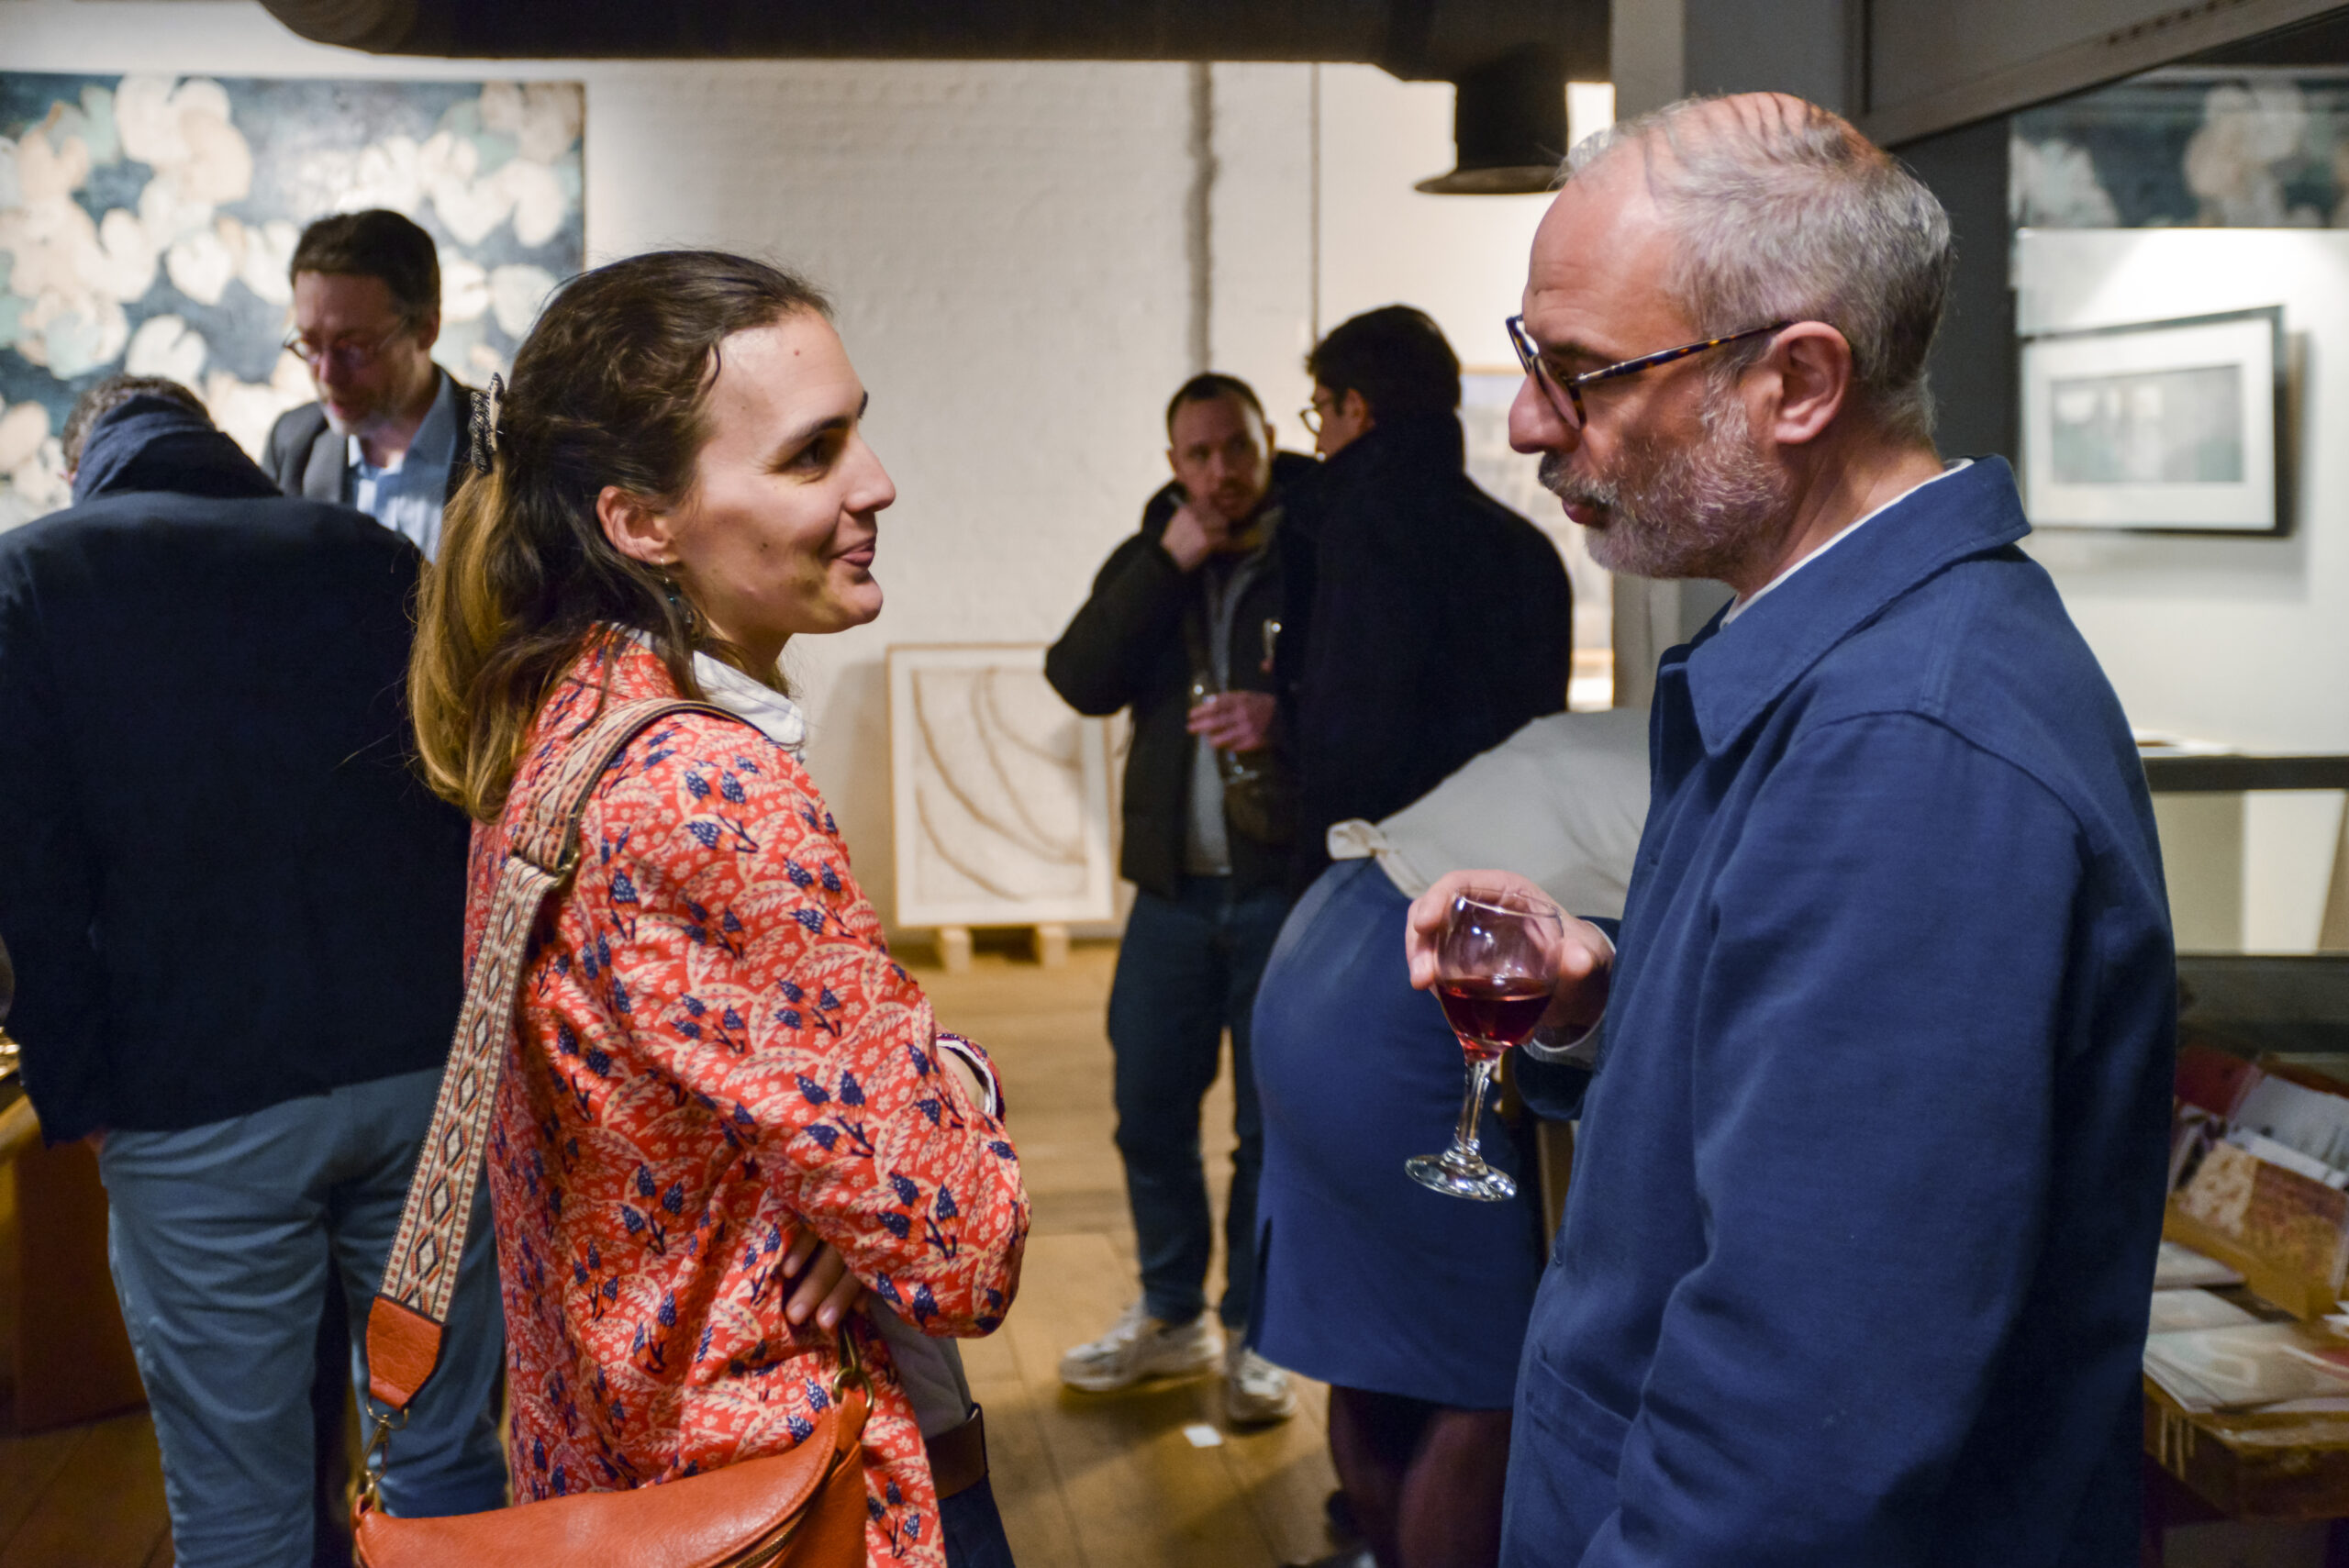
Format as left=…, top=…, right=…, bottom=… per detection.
left=0, top=403, right=469, bottom=1141
left=1278, top=412, right=1573, bottom=885
left=1508, top=459, right=2174, bottom=1567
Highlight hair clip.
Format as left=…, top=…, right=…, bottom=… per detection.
left=467, top=373, right=507, bottom=474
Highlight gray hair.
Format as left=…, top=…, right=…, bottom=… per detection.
left=1565, top=95, right=1954, bottom=446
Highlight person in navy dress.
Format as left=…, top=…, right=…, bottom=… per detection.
left=1406, top=95, right=2175, bottom=1567
left=1253, top=708, right=1650, bottom=1568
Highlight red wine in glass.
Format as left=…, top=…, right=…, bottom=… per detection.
left=1435, top=979, right=1552, bottom=1062
left=1408, top=889, right=1564, bottom=1202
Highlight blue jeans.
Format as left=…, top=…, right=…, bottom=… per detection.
left=1108, top=875, right=1292, bottom=1329
left=941, top=1474, right=1017, bottom=1568
left=99, top=1066, right=507, bottom=1568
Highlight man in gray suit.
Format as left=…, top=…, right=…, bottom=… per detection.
left=264, top=209, right=477, bottom=561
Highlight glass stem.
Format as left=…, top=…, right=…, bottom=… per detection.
left=1450, top=1058, right=1497, bottom=1167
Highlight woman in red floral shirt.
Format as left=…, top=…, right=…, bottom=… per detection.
left=408, top=250, right=1030, bottom=1568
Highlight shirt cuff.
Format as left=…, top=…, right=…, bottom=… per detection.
left=934, top=1031, right=1005, bottom=1119
left=1519, top=926, right=1615, bottom=1066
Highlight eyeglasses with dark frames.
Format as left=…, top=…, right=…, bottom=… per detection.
left=1505, top=316, right=1793, bottom=429
left=281, top=323, right=411, bottom=373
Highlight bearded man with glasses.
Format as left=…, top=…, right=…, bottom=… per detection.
left=264, top=209, right=479, bottom=560
left=1404, top=95, right=2174, bottom=1567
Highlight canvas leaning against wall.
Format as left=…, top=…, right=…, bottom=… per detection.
left=888, top=643, right=1116, bottom=932
left=0, top=72, right=585, bottom=529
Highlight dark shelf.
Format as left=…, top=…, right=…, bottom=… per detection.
left=2143, top=755, right=2349, bottom=794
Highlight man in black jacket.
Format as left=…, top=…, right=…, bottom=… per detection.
left=1285, top=306, right=1575, bottom=884
left=1045, top=373, right=1309, bottom=1426
left=0, top=381, right=506, bottom=1567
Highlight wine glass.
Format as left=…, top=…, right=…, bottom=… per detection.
left=1406, top=888, right=1564, bottom=1202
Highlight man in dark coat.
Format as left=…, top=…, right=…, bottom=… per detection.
left=1282, top=305, right=1574, bottom=885
left=0, top=380, right=507, bottom=1567
left=1045, top=373, right=1311, bottom=1426
left=263, top=208, right=476, bottom=560
left=1405, top=95, right=2173, bottom=1567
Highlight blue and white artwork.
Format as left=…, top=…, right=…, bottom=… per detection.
left=0, top=72, right=584, bottom=528
left=2013, top=69, right=2349, bottom=230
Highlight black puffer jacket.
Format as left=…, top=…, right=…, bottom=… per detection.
left=1045, top=453, right=1316, bottom=899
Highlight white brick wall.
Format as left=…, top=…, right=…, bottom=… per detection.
left=0, top=3, right=1558, bottom=928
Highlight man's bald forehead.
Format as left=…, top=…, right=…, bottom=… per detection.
left=1531, top=150, right=1666, bottom=276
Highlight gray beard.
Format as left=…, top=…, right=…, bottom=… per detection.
left=1540, top=387, right=1792, bottom=583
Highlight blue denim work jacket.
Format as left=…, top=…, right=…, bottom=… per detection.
left=1508, top=457, right=2175, bottom=1568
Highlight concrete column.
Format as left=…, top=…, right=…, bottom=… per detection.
left=1611, top=0, right=1687, bottom=119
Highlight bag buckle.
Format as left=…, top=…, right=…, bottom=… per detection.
left=831, top=1323, right=872, bottom=1402
left=356, top=1406, right=408, bottom=1516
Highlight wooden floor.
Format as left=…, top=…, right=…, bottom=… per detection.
left=0, top=1414, right=169, bottom=1568
left=930, top=940, right=1344, bottom=1568
left=0, top=938, right=1343, bottom=1568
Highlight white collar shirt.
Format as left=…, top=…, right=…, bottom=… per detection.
left=1720, top=459, right=1973, bottom=628
left=347, top=372, right=461, bottom=561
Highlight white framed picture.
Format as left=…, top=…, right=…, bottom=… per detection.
left=886, top=643, right=1115, bottom=929
left=2020, top=306, right=2283, bottom=533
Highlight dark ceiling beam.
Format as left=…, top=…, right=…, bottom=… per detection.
left=253, top=0, right=1606, bottom=83
left=255, top=0, right=1607, bottom=194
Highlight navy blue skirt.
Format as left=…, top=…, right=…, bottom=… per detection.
left=1249, top=859, right=1546, bottom=1409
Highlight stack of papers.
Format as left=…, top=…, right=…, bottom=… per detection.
left=2133, top=731, right=2234, bottom=756
left=2148, top=1288, right=2259, bottom=1336
left=2143, top=1322, right=2349, bottom=1412
left=2154, top=1240, right=2243, bottom=1291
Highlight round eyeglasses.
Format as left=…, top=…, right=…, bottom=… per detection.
left=1506, top=315, right=1792, bottom=429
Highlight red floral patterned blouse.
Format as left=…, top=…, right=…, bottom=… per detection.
left=470, top=635, right=1030, bottom=1567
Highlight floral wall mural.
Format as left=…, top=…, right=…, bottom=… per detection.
left=0, top=72, right=584, bottom=529
left=2013, top=69, right=2349, bottom=230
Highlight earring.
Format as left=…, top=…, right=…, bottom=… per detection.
left=662, top=572, right=698, bottom=635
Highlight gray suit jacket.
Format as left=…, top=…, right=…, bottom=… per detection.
left=263, top=374, right=479, bottom=506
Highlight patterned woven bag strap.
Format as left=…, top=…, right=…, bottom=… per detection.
left=363, top=695, right=729, bottom=1414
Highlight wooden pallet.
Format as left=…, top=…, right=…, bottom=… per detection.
left=933, top=924, right=1069, bottom=974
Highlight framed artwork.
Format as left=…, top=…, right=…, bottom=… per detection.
left=887, top=643, right=1116, bottom=929
left=2020, top=306, right=2283, bottom=534
left=0, top=71, right=585, bottom=529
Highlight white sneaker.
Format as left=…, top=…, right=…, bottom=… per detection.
left=1058, top=1300, right=1225, bottom=1392
left=1223, top=1340, right=1297, bottom=1425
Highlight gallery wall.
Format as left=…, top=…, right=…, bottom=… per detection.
left=2017, top=226, right=2349, bottom=949
left=0, top=0, right=1566, bottom=934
